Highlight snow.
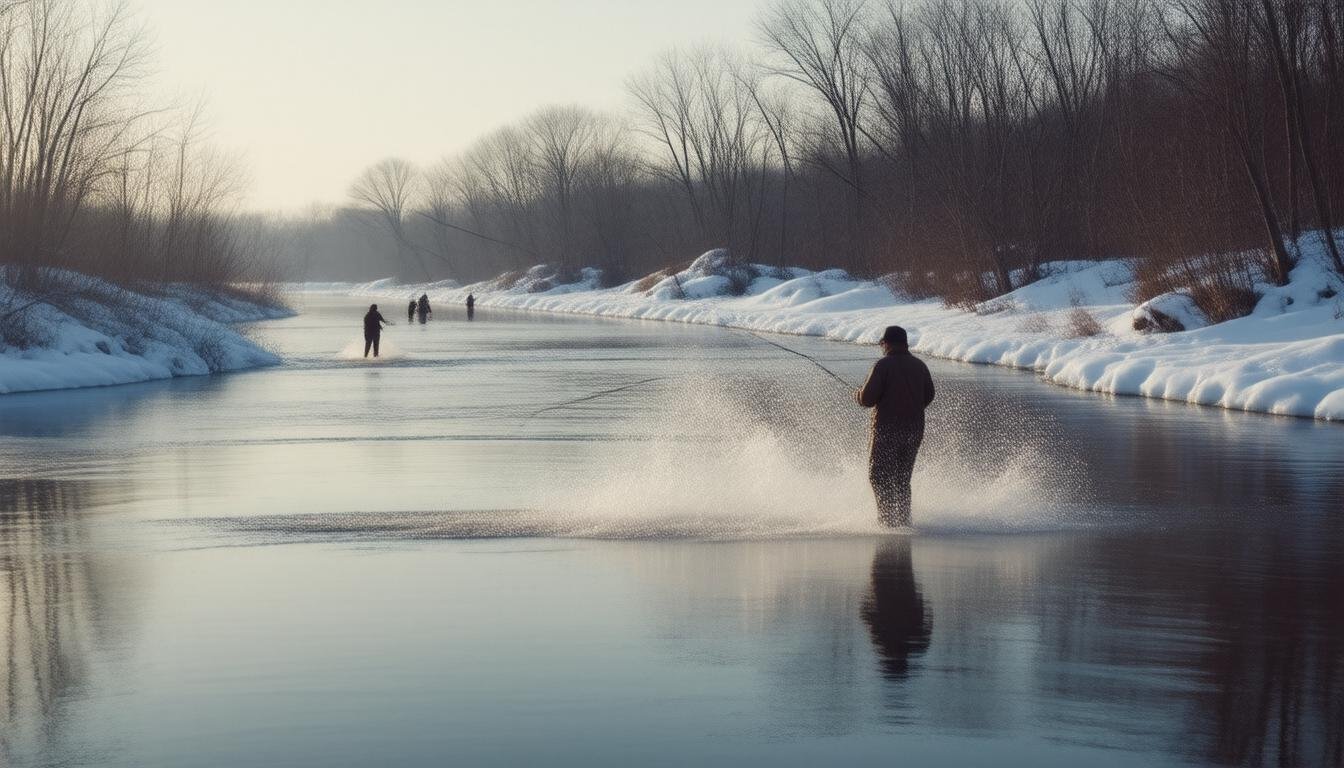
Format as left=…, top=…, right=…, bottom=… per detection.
left=331, top=235, right=1344, bottom=422
left=1, top=271, right=288, bottom=395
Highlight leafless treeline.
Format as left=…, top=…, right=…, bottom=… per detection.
left=0, top=0, right=270, bottom=295
left=322, top=0, right=1344, bottom=306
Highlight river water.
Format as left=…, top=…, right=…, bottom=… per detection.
left=1, top=296, right=1340, bottom=767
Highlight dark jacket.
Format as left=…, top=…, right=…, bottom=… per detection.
left=857, top=350, right=935, bottom=427
left=364, top=310, right=388, bottom=336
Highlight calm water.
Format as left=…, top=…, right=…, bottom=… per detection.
left=0, top=296, right=1340, bottom=767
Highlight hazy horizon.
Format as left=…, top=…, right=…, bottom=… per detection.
left=139, top=0, right=765, bottom=213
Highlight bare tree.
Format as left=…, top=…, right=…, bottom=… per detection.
left=1257, top=0, right=1343, bottom=273
left=455, top=125, right=542, bottom=269
left=629, top=46, right=773, bottom=255
left=743, top=72, right=798, bottom=264
left=524, top=104, right=602, bottom=268
left=348, top=157, right=428, bottom=280
left=0, top=0, right=151, bottom=282
left=1162, top=0, right=1296, bottom=285
left=760, top=0, right=873, bottom=267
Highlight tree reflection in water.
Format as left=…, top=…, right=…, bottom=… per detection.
left=0, top=479, right=101, bottom=764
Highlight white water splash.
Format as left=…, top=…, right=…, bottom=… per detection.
left=337, top=334, right=408, bottom=361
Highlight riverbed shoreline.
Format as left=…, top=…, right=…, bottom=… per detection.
left=330, top=250, right=1344, bottom=423
left=0, top=271, right=291, bottom=395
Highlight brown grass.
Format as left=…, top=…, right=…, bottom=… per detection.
left=631, top=269, right=670, bottom=294
left=1067, top=307, right=1104, bottom=337
left=1131, top=250, right=1263, bottom=325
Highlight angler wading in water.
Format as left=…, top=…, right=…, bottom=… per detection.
left=857, top=326, right=935, bottom=528
left=363, top=304, right=391, bottom=358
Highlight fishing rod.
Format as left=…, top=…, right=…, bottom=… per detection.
left=739, top=328, right=857, bottom=390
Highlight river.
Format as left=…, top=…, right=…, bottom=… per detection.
left=0, top=296, right=1340, bottom=767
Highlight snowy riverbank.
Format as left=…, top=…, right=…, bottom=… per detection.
left=0, top=272, right=288, bottom=394
left=325, top=241, right=1344, bottom=422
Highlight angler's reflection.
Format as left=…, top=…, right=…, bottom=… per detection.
left=861, top=538, right=931, bottom=680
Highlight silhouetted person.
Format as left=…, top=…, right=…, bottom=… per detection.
left=857, top=325, right=935, bottom=527
left=417, top=294, right=431, bottom=324
left=407, top=299, right=416, bottom=323
left=861, top=539, right=931, bottom=680
left=363, top=303, right=390, bottom=358
left=466, top=293, right=475, bottom=320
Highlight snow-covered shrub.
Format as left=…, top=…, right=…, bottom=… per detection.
left=0, top=303, right=52, bottom=350
left=880, top=270, right=938, bottom=300
left=1189, top=282, right=1261, bottom=323
left=939, top=270, right=999, bottom=310
left=686, top=249, right=733, bottom=276
left=1131, top=249, right=1263, bottom=325
left=1017, top=313, right=1052, bottom=334
left=684, top=248, right=758, bottom=296
left=1132, top=292, right=1205, bottom=333
left=1068, top=307, right=1104, bottom=337
left=631, top=269, right=671, bottom=294
left=488, top=270, right=526, bottom=291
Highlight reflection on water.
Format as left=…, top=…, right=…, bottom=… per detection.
left=0, top=480, right=95, bottom=765
left=862, top=539, right=930, bottom=682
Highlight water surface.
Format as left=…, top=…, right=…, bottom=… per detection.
left=1, top=296, right=1340, bottom=767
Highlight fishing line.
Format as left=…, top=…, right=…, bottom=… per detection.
left=739, top=329, right=857, bottom=390
left=414, top=210, right=539, bottom=258
left=524, top=376, right=672, bottom=416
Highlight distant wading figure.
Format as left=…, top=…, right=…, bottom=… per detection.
left=363, top=304, right=391, bottom=358
left=856, top=326, right=935, bottom=527
left=417, top=294, right=431, bottom=324
left=466, top=293, right=475, bottom=320
left=407, top=299, right=416, bottom=323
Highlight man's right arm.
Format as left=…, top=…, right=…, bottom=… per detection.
left=856, top=361, right=886, bottom=408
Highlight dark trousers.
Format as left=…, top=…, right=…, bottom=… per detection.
left=869, top=424, right=924, bottom=527
left=363, top=332, right=380, bottom=358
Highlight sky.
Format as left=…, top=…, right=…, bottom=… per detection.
left=137, top=0, right=766, bottom=212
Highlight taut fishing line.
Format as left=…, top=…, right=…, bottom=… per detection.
left=527, top=376, right=670, bottom=418
left=739, top=329, right=858, bottom=390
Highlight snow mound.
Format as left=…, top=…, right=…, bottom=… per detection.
left=1133, top=292, right=1207, bottom=333
left=1, top=270, right=286, bottom=395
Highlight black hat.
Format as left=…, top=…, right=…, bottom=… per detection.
left=881, top=325, right=908, bottom=349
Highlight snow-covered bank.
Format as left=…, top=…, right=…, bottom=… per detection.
left=1, top=272, right=289, bottom=395
left=334, top=244, right=1344, bottom=421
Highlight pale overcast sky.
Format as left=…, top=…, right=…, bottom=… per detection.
left=137, top=0, right=766, bottom=212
